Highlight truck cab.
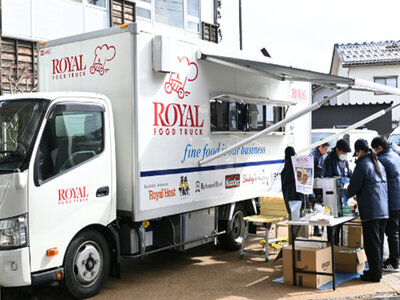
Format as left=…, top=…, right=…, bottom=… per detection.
left=0, top=92, right=116, bottom=298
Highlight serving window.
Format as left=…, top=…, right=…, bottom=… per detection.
left=210, top=98, right=286, bottom=133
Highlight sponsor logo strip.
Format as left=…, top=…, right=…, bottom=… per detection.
left=140, top=159, right=284, bottom=177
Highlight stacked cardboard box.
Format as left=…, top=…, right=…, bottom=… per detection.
left=283, top=245, right=332, bottom=288
left=334, top=246, right=367, bottom=273
left=347, top=226, right=363, bottom=248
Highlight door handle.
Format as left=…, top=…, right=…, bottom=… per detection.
left=96, top=186, right=109, bottom=197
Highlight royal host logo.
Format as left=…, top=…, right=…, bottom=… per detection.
left=51, top=44, right=116, bottom=80
left=153, top=56, right=204, bottom=136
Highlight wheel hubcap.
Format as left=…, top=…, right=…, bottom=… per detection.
left=73, top=242, right=102, bottom=287
left=231, top=211, right=245, bottom=243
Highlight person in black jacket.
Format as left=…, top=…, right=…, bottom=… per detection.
left=346, top=139, right=388, bottom=282
left=372, top=136, right=400, bottom=272
left=281, top=146, right=308, bottom=213
left=323, top=139, right=352, bottom=178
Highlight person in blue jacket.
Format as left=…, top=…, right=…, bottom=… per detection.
left=372, top=136, right=400, bottom=272
left=323, top=139, right=352, bottom=178
left=311, top=142, right=330, bottom=178
left=310, top=142, right=330, bottom=236
left=346, top=139, right=388, bottom=282
left=389, top=141, right=400, bottom=156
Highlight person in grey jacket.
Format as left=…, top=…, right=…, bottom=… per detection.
left=346, top=139, right=388, bottom=282
left=372, top=136, right=400, bottom=272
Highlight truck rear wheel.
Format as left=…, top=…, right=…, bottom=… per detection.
left=63, top=229, right=110, bottom=299
left=219, top=205, right=245, bottom=250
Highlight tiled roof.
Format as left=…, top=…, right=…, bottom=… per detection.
left=336, top=41, right=400, bottom=66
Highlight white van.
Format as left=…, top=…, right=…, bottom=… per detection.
left=389, top=127, right=400, bottom=146
left=312, top=128, right=378, bottom=152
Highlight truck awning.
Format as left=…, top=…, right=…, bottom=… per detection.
left=198, top=52, right=354, bottom=88
left=197, top=51, right=400, bottom=166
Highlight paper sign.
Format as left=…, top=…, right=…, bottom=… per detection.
left=291, top=155, right=314, bottom=194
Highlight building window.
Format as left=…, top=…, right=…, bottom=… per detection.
left=88, top=0, right=106, bottom=7
left=374, top=76, right=397, bottom=95
left=141, top=0, right=201, bottom=33
left=136, top=0, right=152, bottom=20
left=210, top=99, right=286, bottom=132
left=187, top=0, right=200, bottom=32
left=155, top=0, right=184, bottom=28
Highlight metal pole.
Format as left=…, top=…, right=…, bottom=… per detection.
left=199, top=87, right=351, bottom=166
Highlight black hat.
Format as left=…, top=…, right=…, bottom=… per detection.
left=335, top=139, right=351, bottom=153
left=285, top=146, right=296, bottom=159
left=353, top=139, right=369, bottom=156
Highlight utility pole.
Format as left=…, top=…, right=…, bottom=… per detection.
left=239, top=0, right=243, bottom=50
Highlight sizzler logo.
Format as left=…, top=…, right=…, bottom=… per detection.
left=225, top=174, right=240, bottom=189
left=58, top=186, right=89, bottom=205
left=153, top=102, right=204, bottom=136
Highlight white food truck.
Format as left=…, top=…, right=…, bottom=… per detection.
left=0, top=23, right=394, bottom=298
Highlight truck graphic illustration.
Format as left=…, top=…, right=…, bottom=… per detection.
left=90, top=44, right=116, bottom=76
left=164, top=56, right=198, bottom=99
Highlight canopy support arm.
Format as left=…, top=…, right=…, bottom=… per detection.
left=198, top=86, right=351, bottom=166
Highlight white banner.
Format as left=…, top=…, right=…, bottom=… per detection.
left=291, top=155, right=314, bottom=194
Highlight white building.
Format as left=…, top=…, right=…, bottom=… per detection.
left=330, top=41, right=400, bottom=130
left=0, top=0, right=243, bottom=94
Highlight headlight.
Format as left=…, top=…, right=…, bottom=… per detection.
left=0, top=214, right=28, bottom=249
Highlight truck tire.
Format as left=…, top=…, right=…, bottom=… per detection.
left=63, top=229, right=110, bottom=299
left=219, top=205, right=245, bottom=251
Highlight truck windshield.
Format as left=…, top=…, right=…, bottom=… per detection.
left=311, top=132, right=337, bottom=151
left=0, top=100, right=48, bottom=173
left=389, top=134, right=400, bottom=146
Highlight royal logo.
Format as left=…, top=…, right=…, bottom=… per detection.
left=148, top=188, right=176, bottom=201
left=225, top=174, right=240, bottom=189
left=89, top=44, right=116, bottom=76
left=58, top=186, right=89, bottom=205
left=52, top=55, right=86, bottom=78
left=164, top=56, right=198, bottom=99
left=51, top=43, right=116, bottom=80
left=153, top=102, right=204, bottom=136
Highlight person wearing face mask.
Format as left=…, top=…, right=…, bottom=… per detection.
left=323, top=139, right=352, bottom=179
left=346, top=139, right=388, bottom=282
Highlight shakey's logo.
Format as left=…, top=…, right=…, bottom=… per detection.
left=90, top=44, right=116, bottom=76
left=58, top=186, right=89, bottom=205
left=164, top=57, right=198, bottom=99
left=51, top=44, right=116, bottom=80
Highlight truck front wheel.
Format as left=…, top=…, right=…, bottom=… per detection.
left=63, top=229, right=110, bottom=299
left=219, top=205, right=245, bottom=250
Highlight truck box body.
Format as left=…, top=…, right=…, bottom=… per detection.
left=38, top=24, right=311, bottom=221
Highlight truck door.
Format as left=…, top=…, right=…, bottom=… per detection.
left=29, top=101, right=113, bottom=273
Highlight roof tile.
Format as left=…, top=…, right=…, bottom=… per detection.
left=336, top=40, right=400, bottom=66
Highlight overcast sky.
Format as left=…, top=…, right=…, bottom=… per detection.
left=242, top=0, right=400, bottom=73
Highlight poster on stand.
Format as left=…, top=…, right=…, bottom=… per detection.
left=291, top=155, right=314, bottom=194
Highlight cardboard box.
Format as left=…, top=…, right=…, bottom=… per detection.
left=334, top=246, right=367, bottom=273
left=283, top=245, right=332, bottom=288
left=347, top=226, right=363, bottom=248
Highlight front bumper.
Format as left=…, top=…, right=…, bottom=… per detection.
left=0, top=247, right=31, bottom=286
